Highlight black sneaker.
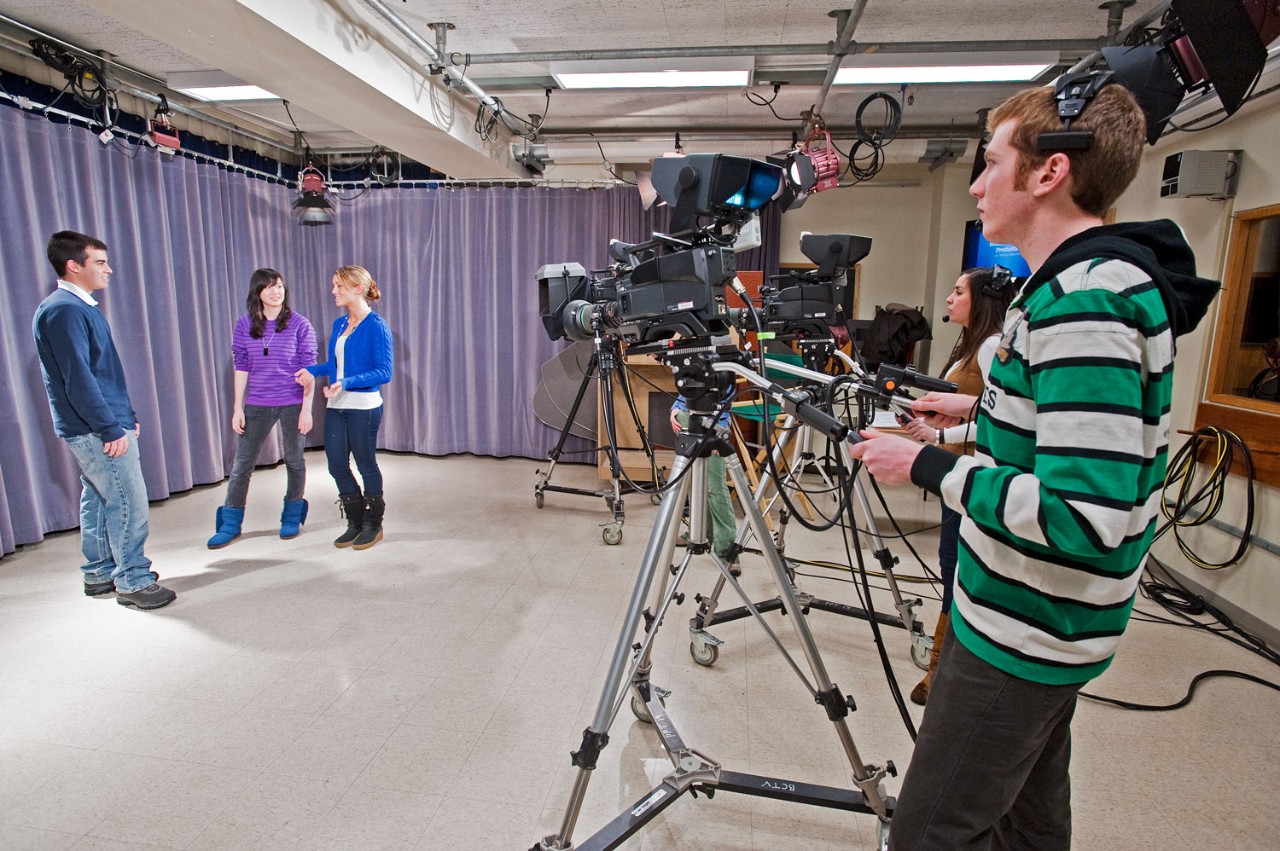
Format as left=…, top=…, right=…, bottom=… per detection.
left=116, top=583, right=177, bottom=611
left=84, top=579, right=115, bottom=597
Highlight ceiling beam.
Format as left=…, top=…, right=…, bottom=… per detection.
left=84, top=0, right=524, bottom=178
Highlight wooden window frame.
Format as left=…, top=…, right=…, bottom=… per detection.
left=1194, top=203, right=1280, bottom=487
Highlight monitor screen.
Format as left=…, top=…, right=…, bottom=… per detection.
left=962, top=220, right=1032, bottom=277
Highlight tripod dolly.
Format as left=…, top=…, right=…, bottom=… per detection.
left=533, top=343, right=898, bottom=851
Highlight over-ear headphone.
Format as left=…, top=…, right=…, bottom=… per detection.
left=982, top=264, right=1020, bottom=299
left=1037, top=70, right=1116, bottom=152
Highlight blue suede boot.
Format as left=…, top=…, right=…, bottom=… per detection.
left=207, top=505, right=245, bottom=549
left=280, top=498, right=309, bottom=539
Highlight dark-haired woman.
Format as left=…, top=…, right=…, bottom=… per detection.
left=901, top=266, right=1017, bottom=704
left=208, top=269, right=318, bottom=548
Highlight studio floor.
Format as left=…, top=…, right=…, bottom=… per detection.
left=0, top=451, right=1277, bottom=850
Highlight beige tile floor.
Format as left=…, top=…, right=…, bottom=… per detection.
left=0, top=451, right=1277, bottom=850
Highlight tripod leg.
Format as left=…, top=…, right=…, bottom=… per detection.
left=724, top=453, right=894, bottom=819
left=540, top=455, right=694, bottom=850
left=536, top=352, right=599, bottom=497
left=845, top=457, right=923, bottom=641
left=690, top=419, right=799, bottom=633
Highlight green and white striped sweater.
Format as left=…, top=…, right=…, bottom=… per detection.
left=943, top=254, right=1174, bottom=684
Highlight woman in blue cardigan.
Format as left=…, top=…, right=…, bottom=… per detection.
left=295, top=265, right=394, bottom=550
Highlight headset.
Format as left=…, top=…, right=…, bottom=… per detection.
left=1037, top=70, right=1116, bottom=152
left=982, top=264, right=1021, bottom=299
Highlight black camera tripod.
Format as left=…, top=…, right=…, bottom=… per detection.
left=534, top=330, right=665, bottom=545
left=533, top=346, right=896, bottom=851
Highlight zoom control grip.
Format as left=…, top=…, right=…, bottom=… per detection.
left=778, top=388, right=850, bottom=442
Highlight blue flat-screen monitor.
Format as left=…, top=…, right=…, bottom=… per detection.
left=962, top=219, right=1031, bottom=277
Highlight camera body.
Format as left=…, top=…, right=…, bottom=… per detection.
left=538, top=154, right=782, bottom=346
left=758, top=233, right=872, bottom=338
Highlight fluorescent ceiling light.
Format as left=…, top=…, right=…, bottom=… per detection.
left=834, top=52, right=1057, bottom=85
left=177, top=85, right=280, bottom=101
left=552, top=56, right=752, bottom=89
left=167, top=70, right=279, bottom=101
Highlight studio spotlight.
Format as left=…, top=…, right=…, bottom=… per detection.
left=293, top=165, right=334, bottom=226
left=769, top=130, right=841, bottom=212
left=1099, top=0, right=1270, bottom=145
left=147, top=94, right=180, bottom=152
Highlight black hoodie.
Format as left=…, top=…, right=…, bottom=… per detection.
left=909, top=218, right=1220, bottom=497
left=1016, top=219, right=1220, bottom=342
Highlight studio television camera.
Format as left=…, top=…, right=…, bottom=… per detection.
left=538, top=153, right=783, bottom=346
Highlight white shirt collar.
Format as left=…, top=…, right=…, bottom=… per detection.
left=57, top=280, right=98, bottom=306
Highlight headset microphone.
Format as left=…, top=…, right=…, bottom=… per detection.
left=941, top=315, right=950, bottom=323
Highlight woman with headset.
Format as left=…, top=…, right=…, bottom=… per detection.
left=900, top=266, right=1018, bottom=705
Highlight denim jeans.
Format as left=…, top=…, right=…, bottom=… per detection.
left=887, top=628, right=1080, bottom=850
left=64, top=431, right=157, bottom=593
left=324, top=405, right=384, bottom=496
left=225, top=403, right=306, bottom=507
left=938, top=502, right=962, bottom=613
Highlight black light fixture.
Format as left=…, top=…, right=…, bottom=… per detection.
left=293, top=165, right=334, bottom=226
left=1102, top=0, right=1270, bottom=145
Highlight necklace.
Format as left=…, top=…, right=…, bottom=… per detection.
left=263, top=321, right=278, bottom=356
left=345, top=312, right=367, bottom=335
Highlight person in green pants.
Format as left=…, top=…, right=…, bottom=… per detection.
left=670, top=395, right=740, bottom=576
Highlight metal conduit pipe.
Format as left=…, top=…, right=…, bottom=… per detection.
left=805, top=1, right=870, bottom=137
left=1068, top=0, right=1172, bottom=73
left=0, top=16, right=299, bottom=158
left=460, top=39, right=1100, bottom=65
left=362, top=0, right=506, bottom=117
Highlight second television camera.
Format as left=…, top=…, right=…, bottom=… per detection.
left=539, top=154, right=783, bottom=345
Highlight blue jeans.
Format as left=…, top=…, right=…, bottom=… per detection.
left=324, top=406, right=384, bottom=496
left=939, top=503, right=962, bottom=613
left=225, top=403, right=306, bottom=506
left=65, top=431, right=157, bottom=593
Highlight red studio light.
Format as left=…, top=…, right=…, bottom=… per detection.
left=804, top=130, right=842, bottom=193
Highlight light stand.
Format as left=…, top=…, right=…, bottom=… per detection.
left=534, top=330, right=664, bottom=545
left=532, top=343, right=896, bottom=851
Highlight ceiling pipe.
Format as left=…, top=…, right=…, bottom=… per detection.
left=0, top=17, right=300, bottom=158
left=362, top=0, right=512, bottom=125
left=804, top=2, right=870, bottom=137
left=1068, top=0, right=1172, bottom=72
left=460, top=39, right=1100, bottom=65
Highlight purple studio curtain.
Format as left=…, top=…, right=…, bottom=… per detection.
left=0, top=104, right=778, bottom=555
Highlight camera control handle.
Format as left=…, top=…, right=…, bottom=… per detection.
left=778, top=388, right=849, bottom=443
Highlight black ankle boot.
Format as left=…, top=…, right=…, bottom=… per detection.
left=334, top=492, right=364, bottom=548
left=353, top=494, right=384, bottom=550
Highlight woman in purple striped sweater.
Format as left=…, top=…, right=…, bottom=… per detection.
left=208, top=268, right=318, bottom=548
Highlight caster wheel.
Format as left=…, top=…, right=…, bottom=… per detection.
left=911, top=633, right=932, bottom=670
left=630, top=693, right=651, bottom=722
left=690, top=641, right=719, bottom=667
left=535, top=492, right=544, bottom=509
left=602, top=524, right=623, bottom=545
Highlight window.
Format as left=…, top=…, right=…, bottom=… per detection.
left=1196, top=203, right=1280, bottom=487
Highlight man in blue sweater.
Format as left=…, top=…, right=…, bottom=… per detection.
left=32, top=231, right=176, bottom=610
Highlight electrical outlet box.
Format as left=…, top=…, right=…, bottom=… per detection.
left=1160, top=150, right=1241, bottom=199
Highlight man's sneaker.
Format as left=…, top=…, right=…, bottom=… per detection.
left=84, top=579, right=115, bottom=597
left=116, top=583, right=177, bottom=611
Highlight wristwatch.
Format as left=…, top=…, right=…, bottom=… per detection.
left=937, top=428, right=945, bottom=444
